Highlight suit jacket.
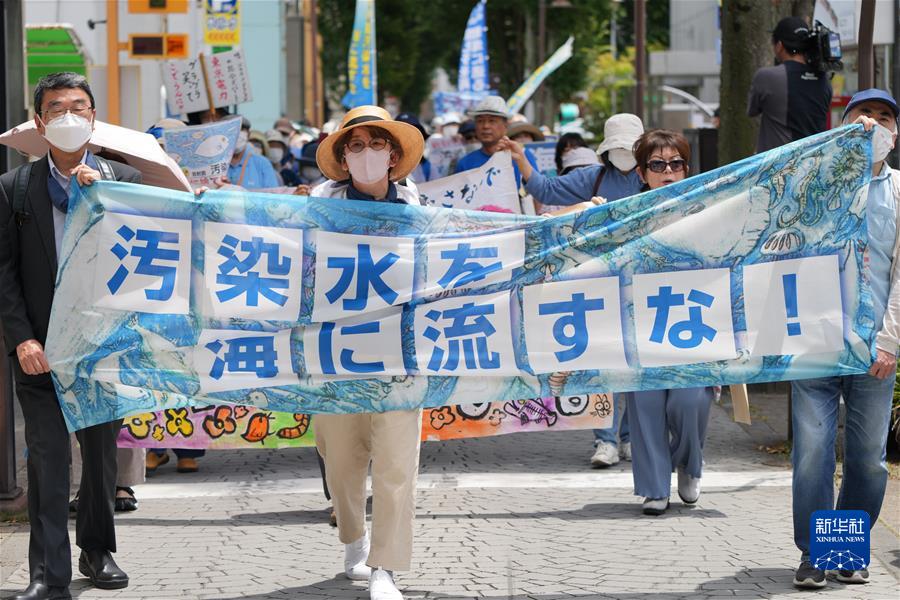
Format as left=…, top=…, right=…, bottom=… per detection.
left=0, top=154, right=142, bottom=358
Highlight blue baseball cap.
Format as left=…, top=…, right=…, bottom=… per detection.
left=842, top=89, right=899, bottom=121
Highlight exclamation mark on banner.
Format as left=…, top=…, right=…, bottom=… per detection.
left=783, top=273, right=801, bottom=336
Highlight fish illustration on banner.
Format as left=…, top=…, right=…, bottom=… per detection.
left=417, top=151, right=520, bottom=212
left=508, top=36, right=575, bottom=114
left=117, top=394, right=613, bottom=450
left=46, top=126, right=877, bottom=432
left=458, top=0, right=490, bottom=93
left=341, top=0, right=377, bottom=108
left=163, top=117, right=242, bottom=187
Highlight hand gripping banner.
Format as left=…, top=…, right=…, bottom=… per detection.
left=47, top=126, right=877, bottom=431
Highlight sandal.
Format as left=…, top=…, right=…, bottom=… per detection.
left=114, top=486, right=138, bottom=512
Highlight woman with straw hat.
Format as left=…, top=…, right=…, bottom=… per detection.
left=311, top=105, right=425, bottom=600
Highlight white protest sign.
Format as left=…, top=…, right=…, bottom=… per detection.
left=418, top=151, right=520, bottom=213
left=425, top=137, right=467, bottom=181
left=204, top=48, right=253, bottom=109
left=163, top=57, right=209, bottom=115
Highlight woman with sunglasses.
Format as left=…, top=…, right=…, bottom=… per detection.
left=628, top=129, right=715, bottom=516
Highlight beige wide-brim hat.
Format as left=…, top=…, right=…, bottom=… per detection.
left=316, top=106, right=425, bottom=182
left=508, top=121, right=545, bottom=142
left=597, top=113, right=644, bottom=156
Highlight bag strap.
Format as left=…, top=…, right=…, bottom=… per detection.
left=12, top=162, right=33, bottom=225
left=591, top=166, right=606, bottom=198
left=94, top=156, right=115, bottom=181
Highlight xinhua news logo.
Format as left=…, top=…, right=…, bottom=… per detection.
left=809, top=510, right=870, bottom=572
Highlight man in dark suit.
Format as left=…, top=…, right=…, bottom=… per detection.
left=0, top=72, right=140, bottom=600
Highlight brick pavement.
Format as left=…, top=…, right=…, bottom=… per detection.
left=2, top=397, right=899, bottom=599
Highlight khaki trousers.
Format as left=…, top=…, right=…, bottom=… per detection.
left=315, top=409, right=422, bottom=572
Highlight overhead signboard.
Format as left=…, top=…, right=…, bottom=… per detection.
left=128, top=0, right=189, bottom=13
left=203, top=0, right=241, bottom=46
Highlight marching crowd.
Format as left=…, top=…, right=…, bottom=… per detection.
left=2, top=17, right=900, bottom=600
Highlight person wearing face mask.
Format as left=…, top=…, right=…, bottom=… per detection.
left=498, top=113, right=645, bottom=208
left=226, top=117, right=280, bottom=190
left=290, top=140, right=326, bottom=195
left=790, top=89, right=900, bottom=590
left=310, top=106, right=425, bottom=600
left=0, top=72, right=141, bottom=600
left=265, top=129, right=288, bottom=168
left=394, top=112, right=431, bottom=184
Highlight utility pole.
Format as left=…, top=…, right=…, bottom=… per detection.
left=857, top=0, right=875, bottom=89
left=634, top=0, right=646, bottom=122
left=106, top=0, right=120, bottom=124
left=537, top=0, right=546, bottom=126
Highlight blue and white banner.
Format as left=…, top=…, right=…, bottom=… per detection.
left=508, top=36, right=575, bottom=114
left=432, top=91, right=490, bottom=118
left=47, top=126, right=877, bottom=431
left=163, top=117, right=242, bottom=187
left=341, top=0, right=377, bottom=109
left=458, top=0, right=489, bottom=93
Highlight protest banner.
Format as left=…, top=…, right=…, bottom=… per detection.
left=203, top=0, right=240, bottom=46
left=508, top=36, right=575, bottom=114
left=117, top=394, right=613, bottom=450
left=417, top=151, right=520, bottom=212
left=432, top=91, right=490, bottom=117
left=425, top=136, right=467, bottom=181
left=458, top=0, right=489, bottom=93
left=526, top=141, right=558, bottom=178
left=162, top=117, right=241, bottom=187
left=341, top=0, right=377, bottom=108
left=162, top=49, right=252, bottom=114
left=47, top=126, right=877, bottom=432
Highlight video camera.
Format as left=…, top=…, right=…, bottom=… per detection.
left=804, top=21, right=843, bottom=73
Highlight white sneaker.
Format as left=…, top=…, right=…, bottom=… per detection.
left=677, top=467, right=701, bottom=504
left=369, top=568, right=403, bottom=600
left=590, top=441, right=619, bottom=468
left=344, top=531, right=371, bottom=580
left=641, top=497, right=669, bottom=515
left=619, top=441, right=632, bottom=461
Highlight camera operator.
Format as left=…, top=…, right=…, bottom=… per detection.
left=747, top=17, right=832, bottom=153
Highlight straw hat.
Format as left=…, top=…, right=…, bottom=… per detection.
left=508, top=121, right=545, bottom=142
left=316, top=105, right=425, bottom=182
left=597, top=113, right=644, bottom=156
left=468, top=95, right=511, bottom=119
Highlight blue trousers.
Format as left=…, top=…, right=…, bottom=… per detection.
left=627, top=387, right=713, bottom=499
left=791, top=373, right=894, bottom=559
left=593, top=392, right=631, bottom=446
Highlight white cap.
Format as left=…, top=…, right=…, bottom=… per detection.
left=468, top=95, right=510, bottom=119
left=441, top=112, right=463, bottom=125
left=597, top=113, right=644, bottom=156
left=561, top=146, right=600, bottom=171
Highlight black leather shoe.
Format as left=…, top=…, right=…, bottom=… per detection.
left=78, top=549, right=129, bottom=589
left=11, top=581, right=71, bottom=600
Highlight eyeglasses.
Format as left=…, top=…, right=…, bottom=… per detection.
left=646, top=158, right=686, bottom=173
left=42, top=105, right=94, bottom=120
left=344, top=138, right=391, bottom=154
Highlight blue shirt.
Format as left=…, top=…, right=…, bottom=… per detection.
left=866, top=165, right=897, bottom=327
left=524, top=164, right=644, bottom=206
left=455, top=147, right=539, bottom=188
left=227, top=148, right=280, bottom=190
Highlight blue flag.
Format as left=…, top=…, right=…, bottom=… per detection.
left=458, top=0, right=489, bottom=93
left=341, top=0, right=377, bottom=108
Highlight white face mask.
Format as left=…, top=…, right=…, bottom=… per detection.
left=443, top=125, right=459, bottom=138
left=608, top=148, right=637, bottom=172
left=41, top=111, right=93, bottom=153
left=872, top=123, right=896, bottom=163
left=234, top=130, right=249, bottom=154
left=269, top=148, right=284, bottom=164
left=345, top=147, right=391, bottom=184
left=301, top=166, right=322, bottom=182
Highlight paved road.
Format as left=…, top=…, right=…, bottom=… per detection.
left=2, top=394, right=898, bottom=599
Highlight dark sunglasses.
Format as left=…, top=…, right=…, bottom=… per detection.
left=646, top=158, right=686, bottom=173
